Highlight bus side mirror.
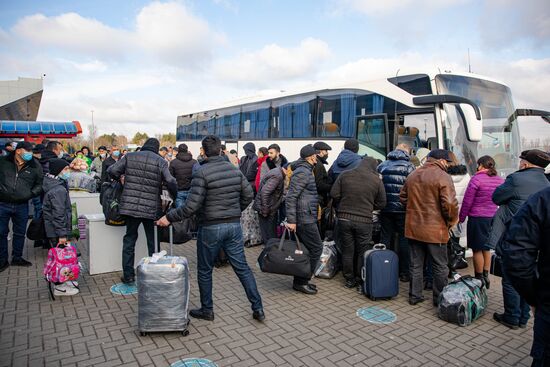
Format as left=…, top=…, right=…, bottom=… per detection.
left=460, top=103, right=483, bottom=142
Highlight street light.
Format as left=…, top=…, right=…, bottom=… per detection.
left=91, top=110, right=95, bottom=152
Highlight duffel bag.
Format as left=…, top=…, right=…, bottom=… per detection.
left=258, top=227, right=310, bottom=278
left=438, top=275, right=488, bottom=326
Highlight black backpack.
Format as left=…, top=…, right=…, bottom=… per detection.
left=100, top=181, right=126, bottom=226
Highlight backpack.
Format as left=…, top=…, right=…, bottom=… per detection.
left=43, top=243, right=80, bottom=287
left=100, top=181, right=126, bottom=226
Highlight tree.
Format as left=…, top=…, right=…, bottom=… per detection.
left=132, top=132, right=149, bottom=145
left=155, top=133, right=176, bottom=148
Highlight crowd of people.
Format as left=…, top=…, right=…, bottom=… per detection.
left=1, top=136, right=550, bottom=365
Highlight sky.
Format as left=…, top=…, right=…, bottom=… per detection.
left=1, top=0, right=549, bottom=141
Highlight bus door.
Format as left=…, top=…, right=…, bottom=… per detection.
left=356, top=114, right=389, bottom=161
left=395, top=112, right=438, bottom=152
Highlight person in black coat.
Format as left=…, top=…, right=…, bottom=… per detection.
left=42, top=159, right=73, bottom=247
left=501, top=186, right=550, bottom=365
left=312, top=141, right=333, bottom=207
left=286, top=144, right=324, bottom=295
left=331, top=157, right=387, bottom=289
left=239, top=142, right=258, bottom=192
left=40, top=140, right=64, bottom=175
left=169, top=144, right=197, bottom=208
left=253, top=165, right=285, bottom=244
left=100, top=145, right=121, bottom=185
left=158, top=135, right=264, bottom=322
left=108, top=138, right=177, bottom=284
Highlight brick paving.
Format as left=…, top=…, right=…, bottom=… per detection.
left=0, top=238, right=534, bottom=367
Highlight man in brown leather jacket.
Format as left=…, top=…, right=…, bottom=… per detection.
left=400, top=149, right=459, bottom=306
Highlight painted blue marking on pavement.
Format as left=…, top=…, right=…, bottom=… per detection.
left=171, top=359, right=218, bottom=367
left=110, top=282, right=137, bottom=295
left=356, top=306, right=396, bottom=324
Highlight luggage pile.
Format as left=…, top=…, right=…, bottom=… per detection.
left=438, top=275, right=488, bottom=326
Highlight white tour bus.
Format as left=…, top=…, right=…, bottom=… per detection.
left=176, top=71, right=549, bottom=176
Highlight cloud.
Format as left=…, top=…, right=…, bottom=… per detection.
left=213, top=38, right=331, bottom=87
left=329, top=0, right=470, bottom=16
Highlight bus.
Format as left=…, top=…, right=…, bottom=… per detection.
left=176, top=71, right=549, bottom=176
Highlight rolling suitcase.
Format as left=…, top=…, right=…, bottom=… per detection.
left=137, top=226, right=190, bottom=336
left=361, top=244, right=399, bottom=300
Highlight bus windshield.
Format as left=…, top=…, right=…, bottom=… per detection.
left=436, top=74, right=520, bottom=176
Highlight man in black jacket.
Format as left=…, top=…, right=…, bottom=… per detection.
left=254, top=164, right=285, bottom=244
left=108, top=138, right=177, bottom=284
left=40, top=140, right=64, bottom=175
left=239, top=142, right=258, bottom=192
left=313, top=141, right=332, bottom=207
left=286, top=144, right=324, bottom=295
left=501, top=186, right=550, bottom=366
left=157, top=135, right=264, bottom=322
left=0, top=142, right=43, bottom=271
left=101, top=145, right=121, bottom=185
left=331, top=157, right=386, bottom=289
left=169, top=144, right=197, bottom=208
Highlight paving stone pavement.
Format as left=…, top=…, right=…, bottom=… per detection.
left=0, top=238, right=534, bottom=367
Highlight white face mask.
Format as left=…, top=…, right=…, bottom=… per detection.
left=58, top=151, right=64, bottom=159
left=100, top=153, right=106, bottom=158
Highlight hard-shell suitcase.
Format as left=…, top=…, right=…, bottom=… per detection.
left=361, top=244, right=399, bottom=300
left=137, top=226, right=190, bottom=336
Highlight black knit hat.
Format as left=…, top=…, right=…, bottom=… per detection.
left=33, top=144, right=46, bottom=153
left=141, top=138, right=160, bottom=154
left=15, top=141, right=33, bottom=152
left=49, top=158, right=70, bottom=176
left=344, top=139, right=359, bottom=153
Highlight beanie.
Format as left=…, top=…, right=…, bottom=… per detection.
left=49, top=158, right=70, bottom=176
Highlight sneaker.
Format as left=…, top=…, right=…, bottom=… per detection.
left=54, top=283, right=79, bottom=296
left=344, top=279, right=357, bottom=288
left=66, top=280, right=79, bottom=288
left=11, top=258, right=32, bottom=267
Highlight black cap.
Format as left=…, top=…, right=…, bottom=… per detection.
left=344, top=139, right=359, bottom=153
left=427, top=149, right=453, bottom=162
left=520, top=149, right=550, bottom=168
left=15, top=141, right=33, bottom=152
left=49, top=158, right=70, bottom=176
left=33, top=144, right=45, bottom=153
left=313, top=142, right=332, bottom=151
left=300, top=144, right=317, bottom=159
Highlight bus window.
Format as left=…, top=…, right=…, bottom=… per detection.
left=215, top=112, right=240, bottom=140
left=272, top=96, right=315, bottom=138
left=357, top=114, right=388, bottom=160
left=197, top=114, right=216, bottom=139
left=317, top=93, right=356, bottom=138
left=241, top=106, right=269, bottom=139
left=398, top=113, right=436, bottom=151
left=176, top=115, right=197, bottom=140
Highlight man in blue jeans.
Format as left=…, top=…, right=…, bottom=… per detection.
left=158, top=135, right=264, bottom=322
left=0, top=141, right=43, bottom=271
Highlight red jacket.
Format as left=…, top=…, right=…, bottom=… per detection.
left=255, top=156, right=267, bottom=191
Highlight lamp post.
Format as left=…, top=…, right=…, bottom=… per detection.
left=91, top=110, right=95, bottom=152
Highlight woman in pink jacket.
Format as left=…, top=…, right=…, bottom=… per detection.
left=459, top=155, right=504, bottom=288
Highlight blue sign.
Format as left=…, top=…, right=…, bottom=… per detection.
left=356, top=306, right=396, bottom=324
left=171, top=359, right=217, bottom=367
left=110, top=283, right=137, bottom=296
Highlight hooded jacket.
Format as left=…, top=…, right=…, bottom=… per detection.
left=377, top=149, right=415, bottom=213
left=107, top=140, right=177, bottom=220
left=328, top=149, right=361, bottom=181
left=0, top=153, right=43, bottom=203
left=331, top=157, right=386, bottom=223
left=166, top=156, right=253, bottom=225
left=239, top=142, right=258, bottom=184
left=42, top=174, right=72, bottom=238
left=39, top=149, right=58, bottom=175
left=169, top=152, right=197, bottom=191
left=313, top=154, right=332, bottom=206
left=254, top=167, right=285, bottom=217
left=259, top=154, right=288, bottom=183
left=285, top=159, right=318, bottom=225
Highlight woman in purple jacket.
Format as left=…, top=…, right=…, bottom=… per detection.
left=459, top=155, right=504, bottom=288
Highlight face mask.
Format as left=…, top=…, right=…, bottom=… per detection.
left=58, top=151, right=64, bottom=159
left=100, top=153, right=106, bottom=158
left=21, top=152, right=33, bottom=161
left=113, top=151, right=120, bottom=157
left=59, top=171, right=71, bottom=181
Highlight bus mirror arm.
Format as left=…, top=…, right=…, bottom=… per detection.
left=412, top=95, right=482, bottom=120
left=510, top=109, right=550, bottom=124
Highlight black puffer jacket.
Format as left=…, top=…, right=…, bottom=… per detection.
left=239, top=142, right=258, bottom=184
left=0, top=153, right=43, bottom=203
left=254, top=167, right=285, bottom=217
left=107, top=148, right=177, bottom=220
left=42, top=175, right=72, bottom=238
left=313, top=155, right=332, bottom=206
left=286, top=159, right=318, bottom=225
left=377, top=149, right=415, bottom=213
left=169, top=152, right=197, bottom=191
left=166, top=156, right=253, bottom=225
left=331, top=157, right=386, bottom=223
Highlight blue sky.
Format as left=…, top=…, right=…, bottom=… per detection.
left=0, top=0, right=549, bottom=139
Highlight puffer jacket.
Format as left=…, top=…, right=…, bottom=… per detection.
left=377, top=149, right=415, bottom=213
left=491, top=167, right=550, bottom=252
left=254, top=167, right=285, bottom=217
left=108, top=149, right=177, bottom=220
left=260, top=154, right=288, bottom=183
left=459, top=170, right=504, bottom=222
left=42, top=174, right=72, bottom=239
left=0, top=153, right=43, bottom=203
left=169, top=152, right=197, bottom=191
left=399, top=160, right=459, bottom=244
left=286, top=159, right=318, bottom=225
left=331, top=157, right=386, bottom=223
left=239, top=142, right=258, bottom=184
left=448, top=165, right=470, bottom=206
left=166, top=156, right=253, bottom=225
left=328, top=149, right=361, bottom=181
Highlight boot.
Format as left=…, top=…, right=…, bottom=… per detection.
left=483, top=270, right=490, bottom=289
left=475, top=272, right=486, bottom=288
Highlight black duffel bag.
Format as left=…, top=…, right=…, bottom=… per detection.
left=257, top=227, right=310, bottom=278
left=27, top=215, right=46, bottom=241
left=158, top=219, right=192, bottom=245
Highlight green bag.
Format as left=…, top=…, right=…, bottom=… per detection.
left=71, top=203, right=80, bottom=240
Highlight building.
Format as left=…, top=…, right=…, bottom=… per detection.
left=0, top=77, right=43, bottom=121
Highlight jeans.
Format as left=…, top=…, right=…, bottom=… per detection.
left=175, top=190, right=189, bottom=209
left=258, top=213, right=277, bottom=245
left=409, top=239, right=448, bottom=303
left=380, top=212, right=410, bottom=277
left=294, top=223, right=324, bottom=286
left=196, top=222, right=262, bottom=312
left=338, top=219, right=373, bottom=282
left=501, top=268, right=531, bottom=325
left=0, top=202, right=29, bottom=261
left=122, top=216, right=156, bottom=279
left=531, top=308, right=550, bottom=367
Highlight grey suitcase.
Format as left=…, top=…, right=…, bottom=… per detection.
left=137, top=226, right=190, bottom=336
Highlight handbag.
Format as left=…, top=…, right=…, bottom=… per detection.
left=158, top=220, right=192, bottom=245
left=490, top=252, right=503, bottom=277
left=448, top=231, right=468, bottom=270
left=257, top=228, right=310, bottom=278
left=27, top=215, right=46, bottom=241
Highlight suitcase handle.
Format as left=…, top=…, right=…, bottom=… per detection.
left=361, top=266, right=365, bottom=281
left=278, top=227, right=303, bottom=252
left=373, top=243, right=386, bottom=250
left=154, top=224, right=174, bottom=256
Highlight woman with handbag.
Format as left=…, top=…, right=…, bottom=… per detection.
left=459, top=155, right=504, bottom=289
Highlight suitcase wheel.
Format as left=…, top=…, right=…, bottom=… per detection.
left=140, top=332, right=147, bottom=337
left=370, top=297, right=377, bottom=301
left=182, top=329, right=190, bottom=336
